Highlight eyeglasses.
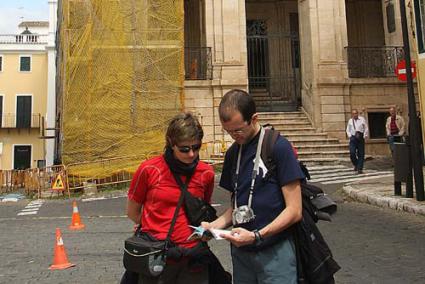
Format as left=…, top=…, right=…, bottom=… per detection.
left=176, top=143, right=202, bottom=153
left=223, top=120, right=252, bottom=135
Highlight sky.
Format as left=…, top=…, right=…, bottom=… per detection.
left=0, top=0, right=49, bottom=34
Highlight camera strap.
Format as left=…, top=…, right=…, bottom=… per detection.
left=234, top=126, right=266, bottom=209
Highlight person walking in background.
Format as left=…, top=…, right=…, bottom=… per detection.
left=125, top=112, right=214, bottom=284
left=346, top=109, right=369, bottom=174
left=386, top=106, right=405, bottom=154
left=202, top=89, right=304, bottom=284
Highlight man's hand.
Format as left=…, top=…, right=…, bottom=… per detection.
left=221, top=227, right=255, bottom=247
left=200, top=222, right=214, bottom=241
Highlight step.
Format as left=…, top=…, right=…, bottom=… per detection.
left=258, top=116, right=310, bottom=124
left=258, top=112, right=306, bottom=119
left=290, top=138, right=340, bottom=146
left=283, top=133, right=329, bottom=138
left=263, top=122, right=312, bottom=129
left=300, top=157, right=351, bottom=166
left=256, top=105, right=298, bottom=112
left=297, top=150, right=349, bottom=159
left=260, top=119, right=311, bottom=128
left=252, top=93, right=285, bottom=100
left=275, top=128, right=318, bottom=134
left=294, top=144, right=348, bottom=152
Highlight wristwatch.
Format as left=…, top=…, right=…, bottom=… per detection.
left=253, top=229, right=263, bottom=245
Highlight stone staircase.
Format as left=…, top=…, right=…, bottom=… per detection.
left=258, top=111, right=350, bottom=165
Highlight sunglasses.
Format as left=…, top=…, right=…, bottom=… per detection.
left=176, top=143, right=202, bottom=153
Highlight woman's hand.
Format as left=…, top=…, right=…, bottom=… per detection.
left=221, top=227, right=255, bottom=247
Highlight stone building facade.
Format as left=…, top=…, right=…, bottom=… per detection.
left=184, top=0, right=416, bottom=156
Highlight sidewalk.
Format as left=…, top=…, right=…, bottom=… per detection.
left=342, top=157, right=425, bottom=216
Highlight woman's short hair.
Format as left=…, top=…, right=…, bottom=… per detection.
left=166, top=112, right=204, bottom=148
left=218, top=89, right=256, bottom=122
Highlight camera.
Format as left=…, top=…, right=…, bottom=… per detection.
left=232, top=205, right=255, bottom=225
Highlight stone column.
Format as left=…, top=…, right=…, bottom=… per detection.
left=299, top=0, right=349, bottom=138
left=204, top=0, right=248, bottom=142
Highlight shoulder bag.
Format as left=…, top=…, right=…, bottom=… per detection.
left=171, top=171, right=217, bottom=226
left=352, top=119, right=364, bottom=140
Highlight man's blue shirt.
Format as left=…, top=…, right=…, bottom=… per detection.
left=219, top=130, right=305, bottom=248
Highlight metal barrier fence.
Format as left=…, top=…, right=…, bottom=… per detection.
left=1, top=144, right=229, bottom=198
left=0, top=165, right=67, bottom=198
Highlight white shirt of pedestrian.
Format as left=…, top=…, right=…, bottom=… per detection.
left=346, top=116, right=369, bottom=138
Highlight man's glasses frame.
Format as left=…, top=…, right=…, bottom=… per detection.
left=176, top=143, right=202, bottom=153
left=223, top=119, right=252, bottom=135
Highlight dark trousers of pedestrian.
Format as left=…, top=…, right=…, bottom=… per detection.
left=349, top=136, right=364, bottom=172
left=387, top=135, right=403, bottom=154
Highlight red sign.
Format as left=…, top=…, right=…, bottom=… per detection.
left=395, top=60, right=416, bottom=81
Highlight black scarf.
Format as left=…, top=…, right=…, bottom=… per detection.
left=164, top=146, right=199, bottom=176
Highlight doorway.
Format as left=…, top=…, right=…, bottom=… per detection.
left=14, top=145, right=31, bottom=170
left=246, top=1, right=301, bottom=111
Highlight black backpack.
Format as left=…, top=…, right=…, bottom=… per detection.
left=261, top=127, right=341, bottom=284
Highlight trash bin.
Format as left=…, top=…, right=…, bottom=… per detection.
left=393, top=142, right=410, bottom=182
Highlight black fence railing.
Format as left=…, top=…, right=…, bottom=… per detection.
left=184, top=47, right=212, bottom=80
left=0, top=113, right=41, bottom=129
left=345, top=46, right=404, bottom=78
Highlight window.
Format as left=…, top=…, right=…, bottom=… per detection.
left=16, top=95, right=32, bottom=128
left=368, top=112, right=388, bottom=139
left=386, top=3, right=396, bottom=33
left=0, top=55, right=3, bottom=71
left=414, top=0, right=425, bottom=53
left=37, top=160, right=46, bottom=168
left=19, top=56, right=31, bottom=72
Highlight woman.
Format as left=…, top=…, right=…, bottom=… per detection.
left=126, top=112, right=215, bottom=284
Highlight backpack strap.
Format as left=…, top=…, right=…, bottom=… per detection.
left=261, top=127, right=280, bottom=180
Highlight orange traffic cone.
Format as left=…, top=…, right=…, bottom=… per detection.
left=49, top=228, right=75, bottom=270
left=69, top=201, right=85, bottom=230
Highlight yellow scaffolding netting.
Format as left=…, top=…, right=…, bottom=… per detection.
left=58, top=0, right=185, bottom=177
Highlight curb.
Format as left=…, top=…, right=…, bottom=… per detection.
left=343, top=185, right=425, bottom=216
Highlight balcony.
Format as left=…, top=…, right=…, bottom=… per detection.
left=0, top=34, right=48, bottom=44
left=184, top=47, right=212, bottom=80
left=345, top=46, right=404, bottom=78
left=0, top=113, right=41, bottom=129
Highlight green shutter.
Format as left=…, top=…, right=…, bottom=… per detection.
left=20, top=56, right=31, bottom=71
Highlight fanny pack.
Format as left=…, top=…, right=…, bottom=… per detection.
left=122, top=173, right=192, bottom=278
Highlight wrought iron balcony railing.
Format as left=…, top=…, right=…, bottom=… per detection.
left=184, top=47, right=212, bottom=80
left=0, top=34, right=48, bottom=44
left=345, top=46, right=404, bottom=78
left=0, top=113, right=41, bottom=129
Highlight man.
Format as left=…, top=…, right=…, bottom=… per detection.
left=385, top=106, right=405, bottom=153
left=346, top=109, right=369, bottom=174
left=202, top=89, right=304, bottom=284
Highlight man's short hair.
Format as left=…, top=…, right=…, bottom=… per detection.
left=219, top=89, right=256, bottom=122
left=165, top=112, right=204, bottom=148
